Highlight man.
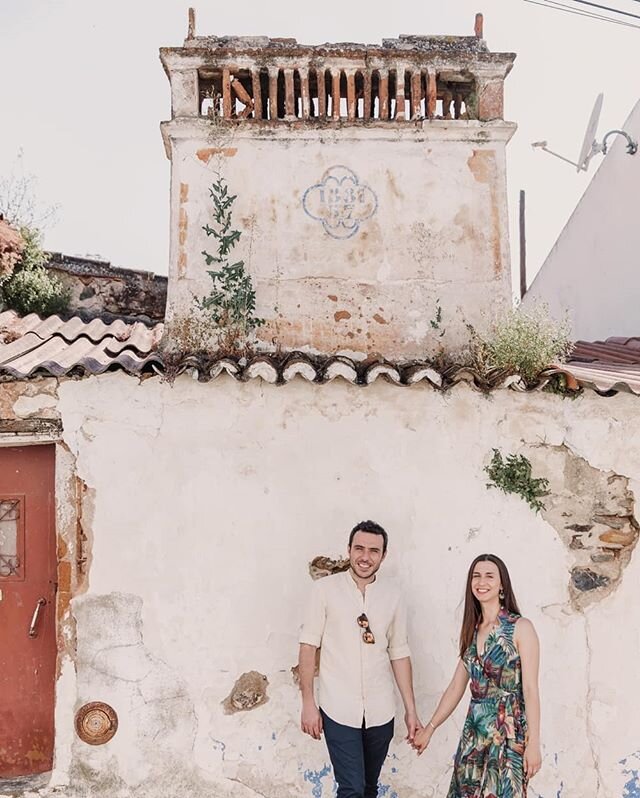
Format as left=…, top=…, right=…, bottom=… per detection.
left=298, top=520, right=421, bottom=798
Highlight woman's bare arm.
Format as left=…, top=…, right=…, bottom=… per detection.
left=516, top=618, right=542, bottom=780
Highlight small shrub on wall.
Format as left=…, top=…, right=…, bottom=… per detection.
left=485, top=449, right=550, bottom=513
left=470, top=305, right=573, bottom=383
left=196, top=176, right=264, bottom=354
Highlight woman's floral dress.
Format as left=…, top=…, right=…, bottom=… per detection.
left=447, top=610, right=528, bottom=798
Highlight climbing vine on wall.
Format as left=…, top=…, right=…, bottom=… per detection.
left=196, top=176, right=264, bottom=353
left=484, top=449, right=550, bottom=513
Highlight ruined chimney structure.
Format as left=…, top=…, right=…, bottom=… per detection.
left=160, top=15, right=516, bottom=359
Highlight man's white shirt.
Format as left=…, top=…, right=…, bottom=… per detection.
left=299, top=569, right=411, bottom=728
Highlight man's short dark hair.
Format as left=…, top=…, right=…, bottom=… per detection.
left=348, top=520, right=388, bottom=553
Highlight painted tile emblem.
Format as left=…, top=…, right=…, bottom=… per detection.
left=303, top=165, right=378, bottom=239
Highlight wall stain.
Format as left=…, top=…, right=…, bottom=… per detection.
left=467, top=150, right=502, bottom=276
left=196, top=147, right=238, bottom=163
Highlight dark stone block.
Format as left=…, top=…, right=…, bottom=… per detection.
left=571, top=567, right=610, bottom=592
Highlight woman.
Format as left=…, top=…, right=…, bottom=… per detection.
left=413, top=554, right=541, bottom=797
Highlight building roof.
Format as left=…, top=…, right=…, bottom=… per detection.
left=0, top=310, right=638, bottom=395
left=47, top=252, right=166, bottom=284
left=0, top=311, right=162, bottom=379
left=558, top=337, right=640, bottom=395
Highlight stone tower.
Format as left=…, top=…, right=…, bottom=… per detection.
left=160, top=13, right=516, bottom=359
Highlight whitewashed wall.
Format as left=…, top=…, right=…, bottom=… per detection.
left=523, top=99, right=640, bottom=341
left=163, top=121, right=515, bottom=359
left=18, top=373, right=635, bottom=798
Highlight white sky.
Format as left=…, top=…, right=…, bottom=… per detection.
left=1, top=0, right=639, bottom=285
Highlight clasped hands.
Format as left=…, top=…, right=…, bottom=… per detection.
left=409, top=722, right=433, bottom=755
left=404, top=711, right=431, bottom=755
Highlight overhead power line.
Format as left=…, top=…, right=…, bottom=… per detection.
left=567, top=0, right=640, bottom=18
left=524, top=0, right=640, bottom=28
left=542, top=0, right=640, bottom=23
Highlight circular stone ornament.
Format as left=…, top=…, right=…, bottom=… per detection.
left=75, top=702, right=118, bottom=745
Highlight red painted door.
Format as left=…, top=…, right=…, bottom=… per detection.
left=0, top=445, right=56, bottom=777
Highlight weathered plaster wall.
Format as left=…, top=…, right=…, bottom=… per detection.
left=163, top=121, right=515, bottom=359
left=523, top=99, right=640, bottom=340
left=10, top=373, right=630, bottom=798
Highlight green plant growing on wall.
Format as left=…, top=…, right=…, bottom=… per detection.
left=1, top=227, right=69, bottom=317
left=429, top=299, right=445, bottom=337
left=196, top=176, right=264, bottom=353
left=484, top=449, right=550, bottom=513
left=470, top=305, right=573, bottom=383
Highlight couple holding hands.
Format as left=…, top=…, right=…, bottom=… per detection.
left=298, top=520, right=541, bottom=798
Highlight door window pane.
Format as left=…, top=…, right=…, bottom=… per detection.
left=0, top=499, right=20, bottom=577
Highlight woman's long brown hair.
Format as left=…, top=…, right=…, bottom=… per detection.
left=459, top=554, right=521, bottom=658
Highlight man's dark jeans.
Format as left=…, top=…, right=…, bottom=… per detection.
left=321, top=709, right=394, bottom=798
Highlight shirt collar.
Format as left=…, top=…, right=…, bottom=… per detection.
left=346, top=567, right=380, bottom=590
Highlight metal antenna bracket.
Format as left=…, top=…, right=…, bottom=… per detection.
left=601, top=130, right=638, bottom=156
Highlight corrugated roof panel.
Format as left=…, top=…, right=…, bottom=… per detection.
left=0, top=331, right=54, bottom=364
left=0, top=311, right=162, bottom=379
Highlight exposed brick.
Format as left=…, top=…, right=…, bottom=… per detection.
left=478, top=78, right=504, bottom=121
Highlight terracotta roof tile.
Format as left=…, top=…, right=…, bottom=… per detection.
left=1, top=310, right=639, bottom=396
left=0, top=310, right=161, bottom=379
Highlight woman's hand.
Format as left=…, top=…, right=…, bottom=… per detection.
left=524, top=742, right=542, bottom=779
left=412, top=725, right=433, bottom=755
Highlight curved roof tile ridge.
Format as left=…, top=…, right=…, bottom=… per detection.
left=0, top=311, right=639, bottom=396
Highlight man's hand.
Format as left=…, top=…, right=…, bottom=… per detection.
left=524, top=742, right=542, bottom=780
left=404, top=710, right=422, bottom=744
left=412, top=725, right=433, bottom=755
left=301, top=700, right=323, bottom=740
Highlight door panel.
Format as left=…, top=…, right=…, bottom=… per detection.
left=0, top=446, right=56, bottom=777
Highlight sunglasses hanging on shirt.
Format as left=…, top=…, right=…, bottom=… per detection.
left=357, top=613, right=376, bottom=644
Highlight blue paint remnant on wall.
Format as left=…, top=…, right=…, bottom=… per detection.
left=530, top=782, right=565, bottom=798
left=304, top=764, right=332, bottom=798
left=302, top=165, right=378, bottom=240
left=623, top=771, right=640, bottom=798
left=272, top=732, right=277, bottom=741
left=378, top=785, right=398, bottom=798
left=391, top=766, right=398, bottom=774
left=621, top=751, right=640, bottom=798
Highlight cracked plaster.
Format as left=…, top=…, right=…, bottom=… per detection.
left=523, top=443, right=638, bottom=609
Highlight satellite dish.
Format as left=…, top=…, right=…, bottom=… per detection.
left=576, top=93, right=604, bottom=172
left=531, top=92, right=637, bottom=171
